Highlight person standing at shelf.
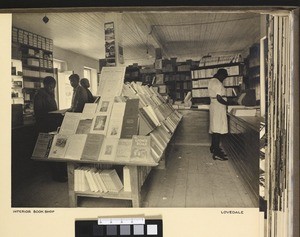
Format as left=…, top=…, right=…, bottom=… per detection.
left=80, top=78, right=95, bottom=103
left=208, top=68, right=230, bottom=161
left=68, top=74, right=88, bottom=112
left=33, top=76, right=59, bottom=133
left=33, top=76, right=67, bottom=182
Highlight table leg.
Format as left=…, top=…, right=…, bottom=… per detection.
left=128, top=165, right=141, bottom=207
left=67, top=162, right=77, bottom=207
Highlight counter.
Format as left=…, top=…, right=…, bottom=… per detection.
left=223, top=113, right=261, bottom=206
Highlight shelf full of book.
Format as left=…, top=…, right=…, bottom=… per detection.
left=31, top=67, right=182, bottom=207
left=11, top=59, right=24, bottom=105
left=191, top=62, right=244, bottom=105
left=12, top=27, right=54, bottom=120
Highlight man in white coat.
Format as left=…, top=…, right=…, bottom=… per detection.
left=208, top=68, right=229, bottom=161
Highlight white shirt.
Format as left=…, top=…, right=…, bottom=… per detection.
left=207, top=78, right=228, bottom=134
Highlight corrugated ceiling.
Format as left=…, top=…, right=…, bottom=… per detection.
left=12, top=11, right=261, bottom=65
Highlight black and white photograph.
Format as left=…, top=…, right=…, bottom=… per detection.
left=1, top=4, right=298, bottom=237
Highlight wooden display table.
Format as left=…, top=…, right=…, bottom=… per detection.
left=32, top=157, right=157, bottom=207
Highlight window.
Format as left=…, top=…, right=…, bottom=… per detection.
left=84, top=66, right=97, bottom=94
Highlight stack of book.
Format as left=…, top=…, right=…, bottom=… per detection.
left=74, top=167, right=123, bottom=193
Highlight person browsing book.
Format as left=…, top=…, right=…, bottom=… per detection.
left=207, top=68, right=230, bottom=161
left=34, top=76, right=59, bottom=133
left=33, top=76, right=67, bottom=182
left=80, top=78, right=95, bottom=103
left=68, top=74, right=88, bottom=112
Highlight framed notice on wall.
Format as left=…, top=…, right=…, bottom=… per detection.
left=104, top=22, right=116, bottom=66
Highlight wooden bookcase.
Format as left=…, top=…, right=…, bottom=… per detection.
left=125, top=60, right=194, bottom=102
left=12, top=27, right=54, bottom=120
left=164, top=71, right=192, bottom=101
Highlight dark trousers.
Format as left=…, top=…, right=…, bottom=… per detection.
left=211, top=133, right=222, bottom=154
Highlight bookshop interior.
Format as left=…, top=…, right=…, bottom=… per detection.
left=10, top=9, right=296, bottom=222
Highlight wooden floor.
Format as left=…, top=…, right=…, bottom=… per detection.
left=142, top=110, right=254, bottom=207
left=12, top=110, right=255, bottom=208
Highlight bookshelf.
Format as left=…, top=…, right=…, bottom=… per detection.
left=245, top=43, right=260, bottom=102
left=164, top=71, right=192, bottom=101
left=12, top=27, right=54, bottom=120
left=31, top=69, right=182, bottom=207
left=191, top=62, right=244, bottom=105
left=125, top=59, right=194, bottom=102
left=11, top=59, right=24, bottom=105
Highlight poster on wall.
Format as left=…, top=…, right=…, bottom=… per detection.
left=104, top=22, right=116, bottom=66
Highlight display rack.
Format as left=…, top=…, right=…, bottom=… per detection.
left=31, top=69, right=182, bottom=207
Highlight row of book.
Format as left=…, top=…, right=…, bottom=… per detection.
left=122, top=82, right=182, bottom=130
left=192, top=79, right=209, bottom=88
left=192, top=88, right=237, bottom=98
left=26, top=58, right=53, bottom=69
left=23, top=81, right=42, bottom=89
left=191, top=89, right=209, bottom=98
left=74, top=167, right=123, bottom=193
left=12, top=27, right=53, bottom=52
left=223, top=76, right=243, bottom=87
left=191, top=65, right=240, bottom=79
left=176, top=81, right=192, bottom=90
left=27, top=48, right=53, bottom=60
left=23, top=69, right=54, bottom=78
left=192, top=76, right=243, bottom=88
left=165, top=74, right=191, bottom=82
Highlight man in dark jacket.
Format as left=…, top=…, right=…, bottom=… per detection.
left=34, top=76, right=59, bottom=133
left=68, top=74, right=88, bottom=112
left=33, top=76, right=67, bottom=182
left=80, top=78, right=95, bottom=103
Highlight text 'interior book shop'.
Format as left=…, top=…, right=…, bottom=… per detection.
left=1, top=7, right=298, bottom=237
